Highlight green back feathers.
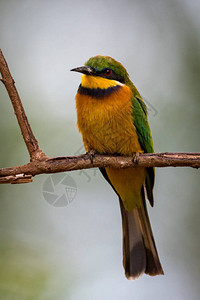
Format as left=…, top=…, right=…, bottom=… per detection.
left=132, top=95, right=154, bottom=154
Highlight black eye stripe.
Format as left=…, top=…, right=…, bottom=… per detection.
left=95, top=68, right=125, bottom=83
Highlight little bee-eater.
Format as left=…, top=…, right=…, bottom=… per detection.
left=71, top=55, right=163, bottom=279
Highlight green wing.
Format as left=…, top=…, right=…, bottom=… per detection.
left=132, top=94, right=155, bottom=206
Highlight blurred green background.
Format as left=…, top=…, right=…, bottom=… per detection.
left=0, top=0, right=200, bottom=299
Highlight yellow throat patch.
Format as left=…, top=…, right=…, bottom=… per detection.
left=81, top=74, right=124, bottom=90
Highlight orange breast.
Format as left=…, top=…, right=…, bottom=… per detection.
left=75, top=85, right=142, bottom=156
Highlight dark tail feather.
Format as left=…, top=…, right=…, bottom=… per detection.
left=119, top=190, right=164, bottom=279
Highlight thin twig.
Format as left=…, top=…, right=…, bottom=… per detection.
left=0, top=174, right=33, bottom=184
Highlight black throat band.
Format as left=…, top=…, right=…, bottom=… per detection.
left=78, top=84, right=121, bottom=99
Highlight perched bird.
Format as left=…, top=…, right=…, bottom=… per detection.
left=71, top=55, right=163, bottom=279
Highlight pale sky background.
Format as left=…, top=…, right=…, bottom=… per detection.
left=0, top=0, right=200, bottom=299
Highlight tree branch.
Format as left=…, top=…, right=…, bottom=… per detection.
left=0, top=49, right=45, bottom=160
left=0, top=152, right=199, bottom=182
left=0, top=49, right=199, bottom=184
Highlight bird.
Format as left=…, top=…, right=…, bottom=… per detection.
left=71, top=55, right=164, bottom=279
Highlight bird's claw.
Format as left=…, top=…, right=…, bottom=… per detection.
left=87, top=149, right=96, bottom=164
left=132, top=152, right=140, bottom=165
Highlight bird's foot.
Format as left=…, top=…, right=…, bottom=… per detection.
left=87, top=149, right=97, bottom=164
left=132, top=152, right=140, bottom=165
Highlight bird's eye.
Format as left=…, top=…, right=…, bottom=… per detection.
left=104, top=69, right=112, bottom=76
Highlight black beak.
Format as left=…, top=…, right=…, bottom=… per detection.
left=70, top=66, right=95, bottom=75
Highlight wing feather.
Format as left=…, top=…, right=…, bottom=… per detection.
left=132, top=95, right=155, bottom=206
